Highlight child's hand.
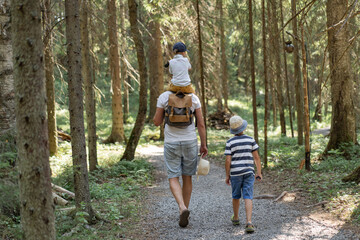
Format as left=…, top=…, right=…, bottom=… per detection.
left=225, top=176, right=231, bottom=186
left=255, top=174, right=262, bottom=181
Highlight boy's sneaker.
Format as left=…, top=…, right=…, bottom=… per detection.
left=245, top=223, right=255, bottom=233
left=231, top=216, right=240, bottom=226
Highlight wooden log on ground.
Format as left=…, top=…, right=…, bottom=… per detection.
left=57, top=129, right=71, bottom=142
left=52, top=183, right=75, bottom=199
left=254, top=194, right=277, bottom=199
left=274, top=191, right=288, bottom=202
left=52, top=192, right=69, bottom=206
left=306, top=201, right=328, bottom=208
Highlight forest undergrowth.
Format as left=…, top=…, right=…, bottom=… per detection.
left=0, top=101, right=359, bottom=239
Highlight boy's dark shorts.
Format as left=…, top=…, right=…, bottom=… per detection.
left=230, top=173, right=255, bottom=199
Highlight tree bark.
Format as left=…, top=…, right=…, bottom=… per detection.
left=215, top=0, right=224, bottom=112
left=262, top=0, right=268, bottom=167
left=280, top=0, right=294, bottom=138
left=65, top=0, right=95, bottom=220
left=81, top=0, right=98, bottom=171
left=11, top=0, right=55, bottom=238
left=195, top=0, right=207, bottom=145
left=325, top=0, right=357, bottom=151
left=248, top=0, right=259, bottom=144
left=121, top=0, right=148, bottom=160
left=119, top=0, right=129, bottom=123
left=270, top=0, right=286, bottom=136
left=0, top=0, right=14, bottom=135
left=301, top=24, right=311, bottom=171
left=343, top=164, right=360, bottom=183
left=267, top=2, right=277, bottom=128
left=104, top=0, right=126, bottom=144
left=43, top=0, right=58, bottom=156
left=219, top=0, right=228, bottom=111
left=148, top=17, right=163, bottom=122
left=291, top=0, right=304, bottom=145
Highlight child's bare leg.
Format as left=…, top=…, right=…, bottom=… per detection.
left=232, top=198, right=240, bottom=220
left=244, top=199, right=253, bottom=223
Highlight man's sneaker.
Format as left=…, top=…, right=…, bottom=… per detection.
left=245, top=223, right=255, bottom=233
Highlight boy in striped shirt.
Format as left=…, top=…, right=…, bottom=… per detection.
left=225, top=115, right=262, bottom=233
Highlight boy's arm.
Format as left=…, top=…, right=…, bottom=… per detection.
left=225, top=155, right=231, bottom=185
left=252, top=150, right=262, bottom=181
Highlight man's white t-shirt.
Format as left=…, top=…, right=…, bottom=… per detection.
left=157, top=91, right=201, bottom=143
left=169, top=55, right=191, bottom=87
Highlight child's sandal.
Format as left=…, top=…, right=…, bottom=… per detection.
left=231, top=215, right=240, bottom=226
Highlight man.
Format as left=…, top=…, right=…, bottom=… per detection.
left=153, top=90, right=208, bottom=228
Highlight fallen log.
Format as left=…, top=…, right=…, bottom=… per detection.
left=52, top=192, right=68, bottom=206
left=254, top=194, right=277, bottom=199
left=274, top=191, right=288, bottom=202
left=306, top=201, right=329, bottom=208
left=52, top=183, right=75, bottom=199
left=57, top=129, right=71, bottom=142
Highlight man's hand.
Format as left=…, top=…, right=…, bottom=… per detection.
left=200, top=145, right=208, bottom=157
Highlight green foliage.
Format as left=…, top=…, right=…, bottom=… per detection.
left=54, top=156, right=153, bottom=239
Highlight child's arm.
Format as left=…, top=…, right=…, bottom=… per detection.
left=252, top=150, right=262, bottom=181
left=225, top=155, right=231, bottom=185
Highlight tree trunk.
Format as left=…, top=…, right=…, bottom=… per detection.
left=121, top=0, right=148, bottom=160
left=215, top=0, right=224, bottom=112
left=195, top=0, right=207, bottom=144
left=267, top=2, right=277, bottom=128
left=43, top=0, right=57, bottom=156
left=119, top=0, right=129, bottom=123
left=291, top=0, right=304, bottom=145
left=65, top=0, right=95, bottom=220
left=301, top=24, right=311, bottom=171
left=249, top=0, right=259, bottom=144
left=270, top=0, right=286, bottom=136
left=104, top=0, right=126, bottom=144
left=280, top=0, right=294, bottom=138
left=343, top=165, right=360, bottom=183
left=148, top=18, right=163, bottom=122
left=262, top=0, right=268, bottom=167
left=325, top=0, right=356, bottom=151
left=219, top=0, right=228, bottom=111
left=11, top=0, right=55, bottom=238
left=0, top=1, right=14, bottom=135
left=81, top=0, right=98, bottom=171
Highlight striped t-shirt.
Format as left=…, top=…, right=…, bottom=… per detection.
left=224, top=135, right=259, bottom=176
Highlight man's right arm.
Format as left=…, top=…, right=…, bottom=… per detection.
left=153, top=108, right=164, bottom=126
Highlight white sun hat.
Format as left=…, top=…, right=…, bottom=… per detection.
left=229, top=115, right=248, bottom=135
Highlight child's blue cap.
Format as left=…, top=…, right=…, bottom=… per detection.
left=173, top=42, right=188, bottom=53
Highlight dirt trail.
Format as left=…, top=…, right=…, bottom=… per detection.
left=136, top=145, right=359, bottom=240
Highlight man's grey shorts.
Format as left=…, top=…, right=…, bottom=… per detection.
left=164, top=139, right=198, bottom=179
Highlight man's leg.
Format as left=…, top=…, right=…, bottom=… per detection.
left=182, top=175, right=192, bottom=208
left=244, top=199, right=253, bottom=223
left=169, top=177, right=187, bottom=213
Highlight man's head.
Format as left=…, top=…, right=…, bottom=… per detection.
left=229, top=115, right=248, bottom=135
left=173, top=42, right=188, bottom=54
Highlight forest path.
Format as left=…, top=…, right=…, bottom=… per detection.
left=135, top=145, right=359, bottom=240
